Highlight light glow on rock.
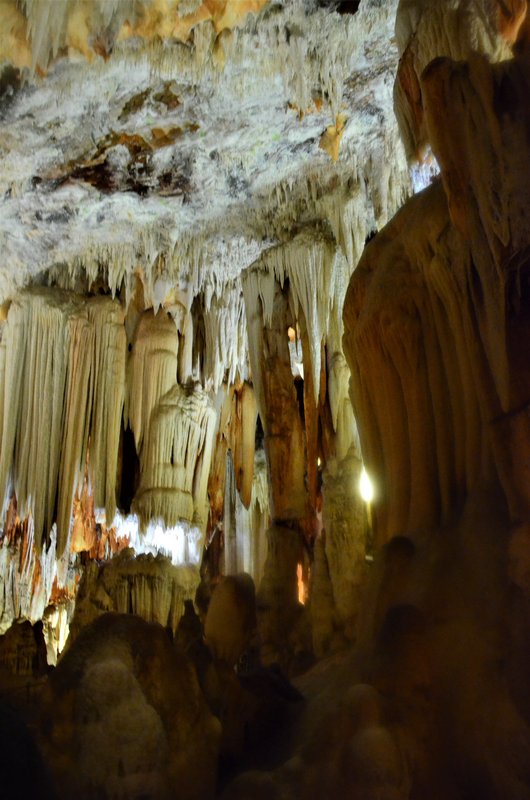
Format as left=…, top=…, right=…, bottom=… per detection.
left=99, top=511, right=203, bottom=566
left=297, top=562, right=306, bottom=605
left=410, top=149, right=440, bottom=194
left=359, top=466, right=374, bottom=504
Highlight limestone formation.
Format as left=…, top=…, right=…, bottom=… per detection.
left=0, top=288, right=126, bottom=553
left=0, top=619, right=47, bottom=678
left=40, top=613, right=220, bottom=800
left=68, top=550, right=200, bottom=642
left=3, top=0, right=530, bottom=797
left=204, top=573, right=256, bottom=665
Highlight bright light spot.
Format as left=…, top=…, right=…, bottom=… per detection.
left=359, top=467, right=374, bottom=503
left=297, top=562, right=306, bottom=605
left=410, top=148, right=440, bottom=193
left=100, top=511, right=203, bottom=566
left=288, top=336, right=304, bottom=379
left=317, top=457, right=321, bottom=468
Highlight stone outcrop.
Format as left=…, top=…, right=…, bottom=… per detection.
left=339, top=10, right=530, bottom=798
left=345, top=40, right=530, bottom=546
left=68, top=550, right=200, bottom=643
left=40, top=612, right=220, bottom=800
left=204, top=573, right=256, bottom=666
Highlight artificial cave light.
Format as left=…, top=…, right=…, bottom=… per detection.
left=297, top=562, right=306, bottom=605
left=359, top=466, right=374, bottom=504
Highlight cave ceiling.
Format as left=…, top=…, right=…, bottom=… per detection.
left=0, top=0, right=417, bottom=305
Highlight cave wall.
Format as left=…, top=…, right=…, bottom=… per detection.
left=334, top=6, right=530, bottom=797
left=345, top=0, right=530, bottom=548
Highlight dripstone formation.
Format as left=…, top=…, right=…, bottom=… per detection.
left=2, top=1, right=530, bottom=798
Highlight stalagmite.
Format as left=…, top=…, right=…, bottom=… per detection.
left=257, top=523, right=304, bottom=669
left=344, top=179, right=484, bottom=542
left=0, top=513, right=78, bottom=650
left=322, top=451, right=367, bottom=643
left=41, top=613, right=221, bottom=800
left=204, top=573, right=256, bottom=665
left=310, top=534, right=336, bottom=658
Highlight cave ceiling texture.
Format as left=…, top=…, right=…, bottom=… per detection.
left=3, top=1, right=530, bottom=799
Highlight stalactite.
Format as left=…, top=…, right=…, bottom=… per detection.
left=300, top=322, right=321, bottom=513
left=0, top=291, right=69, bottom=547
left=86, top=296, right=127, bottom=527
left=0, top=513, right=79, bottom=648
left=125, top=309, right=179, bottom=452
left=327, top=350, right=358, bottom=462
left=206, top=384, right=232, bottom=533
left=207, top=382, right=267, bottom=582
left=221, top=446, right=269, bottom=580
left=0, top=0, right=270, bottom=74
left=249, top=447, right=269, bottom=585
left=247, top=281, right=306, bottom=522
left=258, top=230, right=341, bottom=404
left=222, top=452, right=238, bottom=577
left=0, top=0, right=411, bottom=329
left=241, top=265, right=274, bottom=428
left=0, top=289, right=125, bottom=553
left=231, top=382, right=257, bottom=509
left=200, top=281, right=249, bottom=391
left=133, top=382, right=218, bottom=532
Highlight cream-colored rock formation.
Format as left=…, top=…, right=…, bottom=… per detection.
left=2, top=0, right=530, bottom=797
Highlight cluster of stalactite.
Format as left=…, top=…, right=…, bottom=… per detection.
left=0, top=289, right=218, bottom=548
left=0, top=0, right=270, bottom=74
left=0, top=216, right=370, bottom=663
left=0, top=287, right=219, bottom=651
left=240, top=230, right=368, bottom=664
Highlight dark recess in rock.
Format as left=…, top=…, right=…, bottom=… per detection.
left=0, top=66, right=21, bottom=116
left=318, top=0, right=360, bottom=13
